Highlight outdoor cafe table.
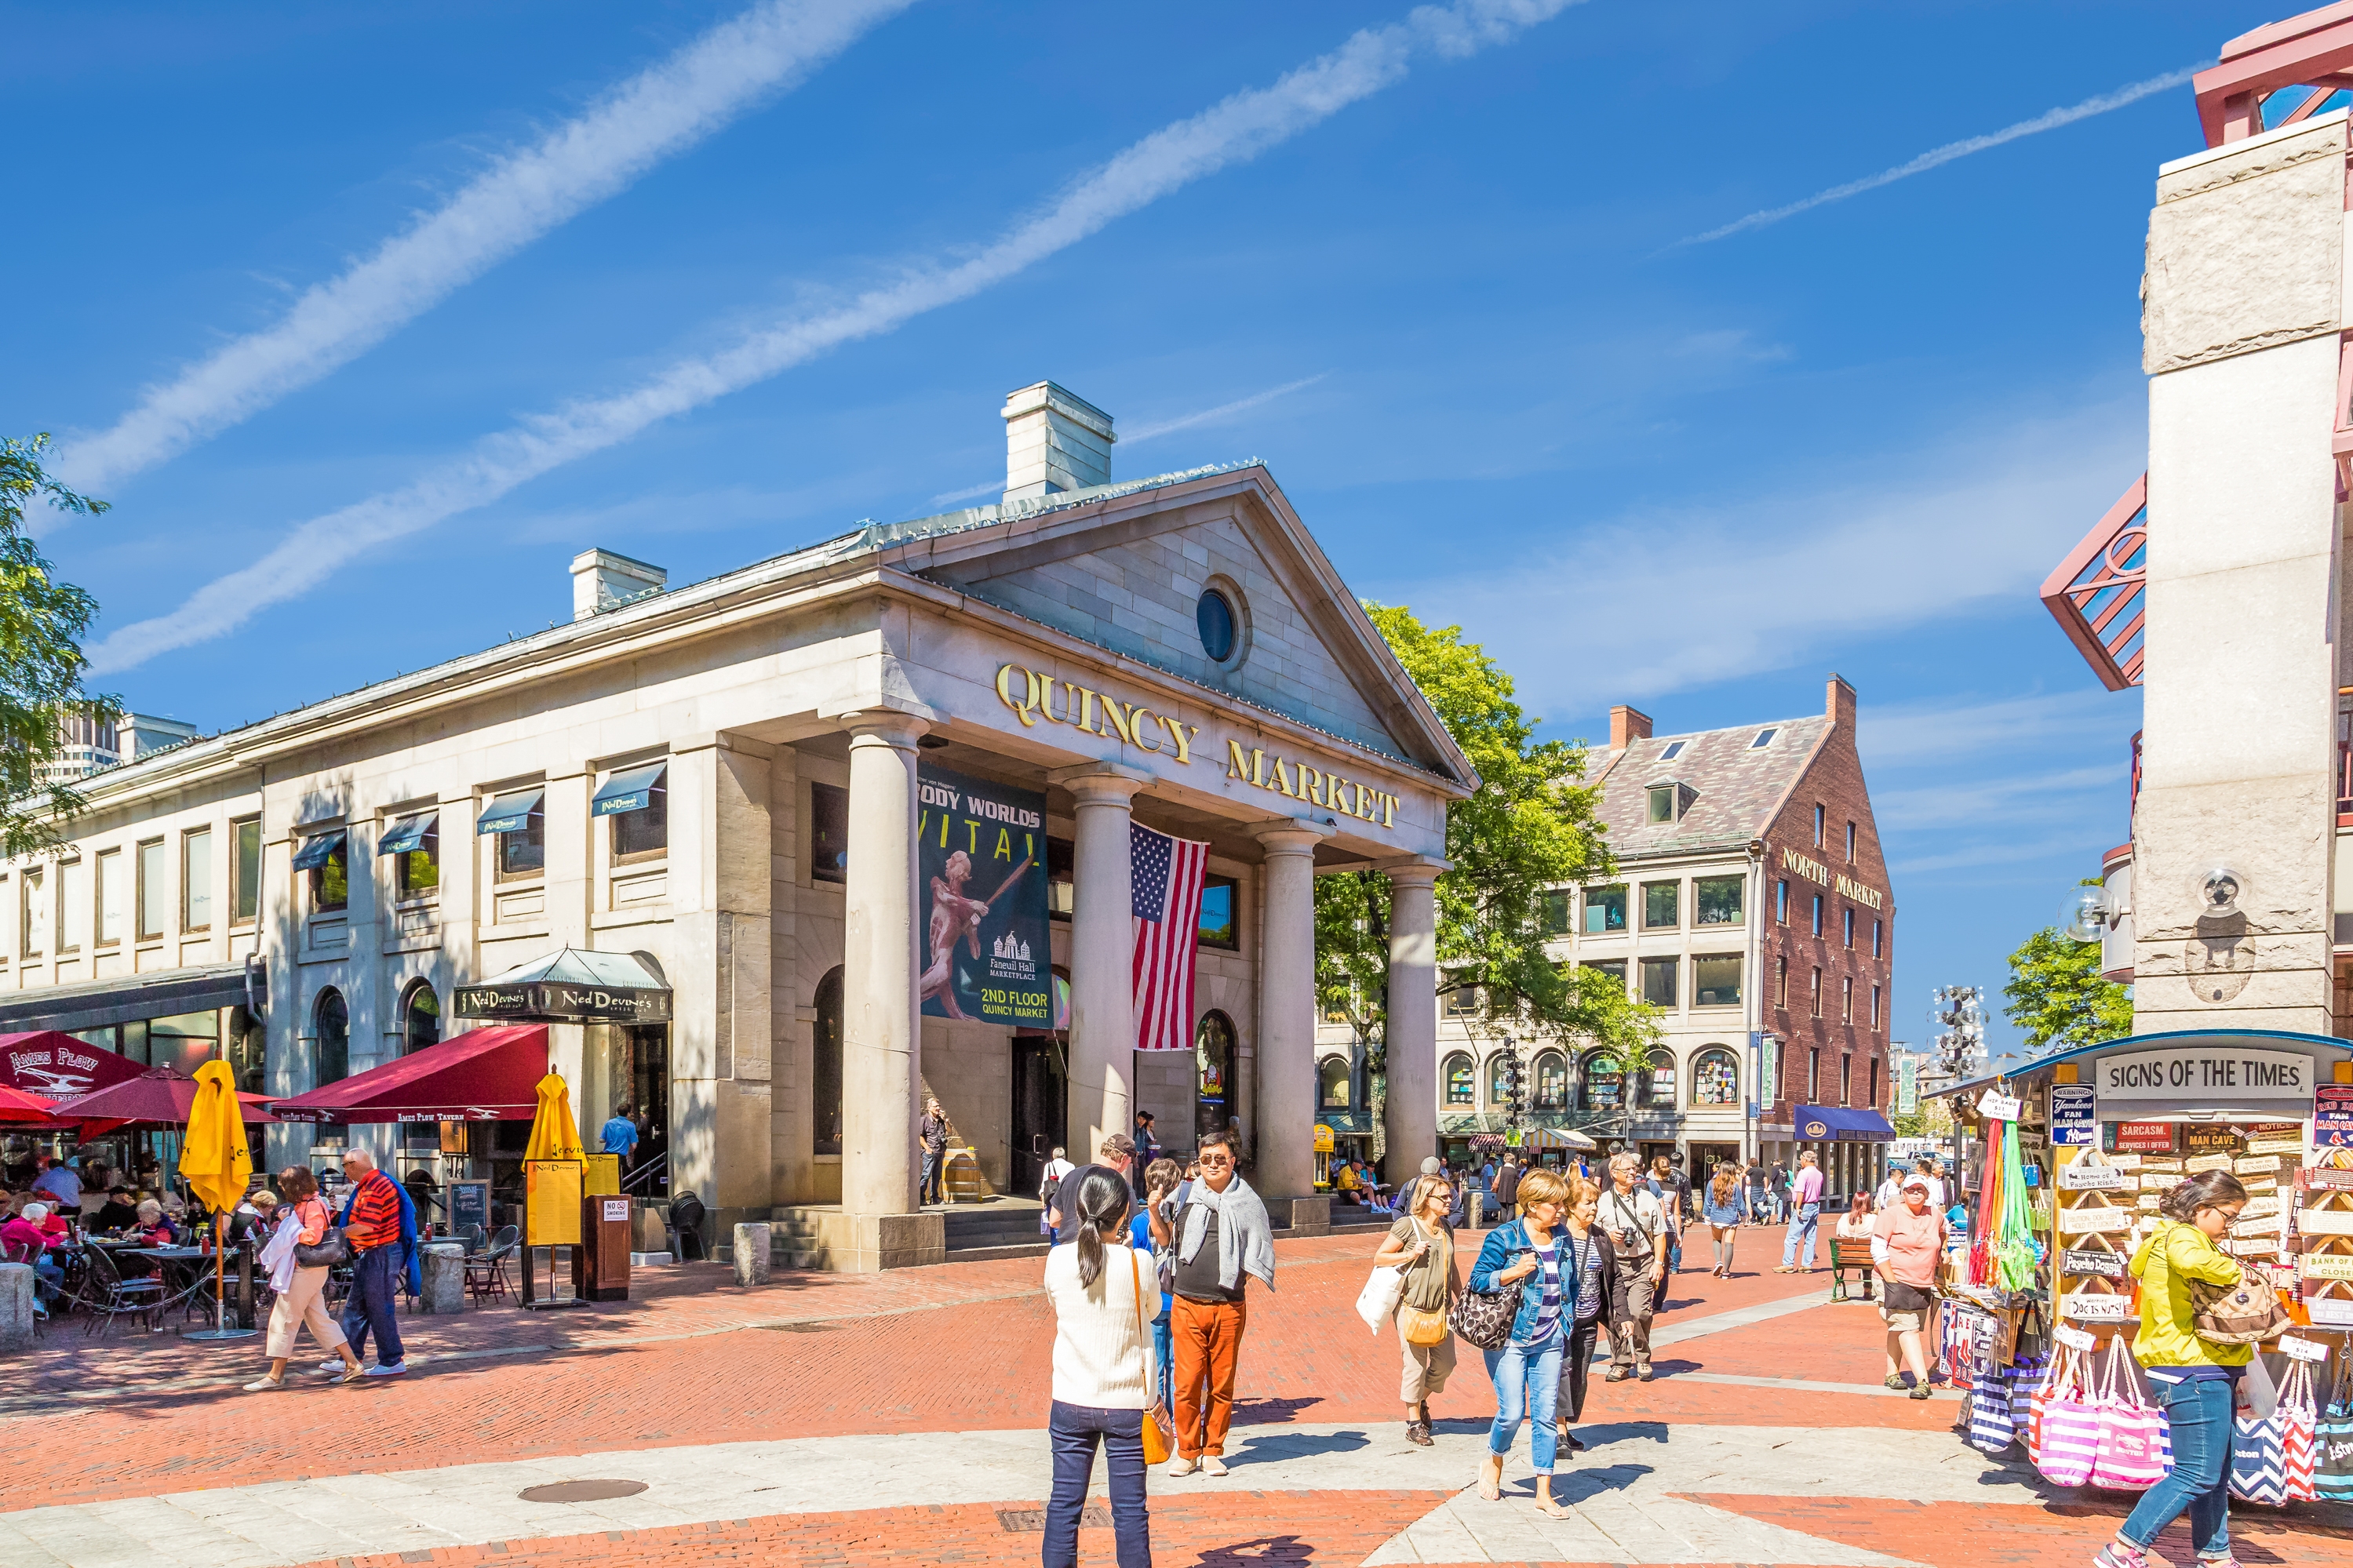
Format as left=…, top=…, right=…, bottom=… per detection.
left=121, top=1246, right=210, bottom=1308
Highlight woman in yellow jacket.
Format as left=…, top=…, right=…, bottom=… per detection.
left=2095, top=1169, right=2249, bottom=1568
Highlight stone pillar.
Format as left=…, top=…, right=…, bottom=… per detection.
left=1382, top=860, right=1443, bottom=1187
left=419, top=1242, right=466, bottom=1312
left=1054, top=768, right=1148, bottom=1160
left=0, top=1262, right=32, bottom=1352
left=1254, top=821, right=1333, bottom=1209
left=841, top=713, right=926, bottom=1223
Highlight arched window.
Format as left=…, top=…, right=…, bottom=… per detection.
left=1579, top=1050, right=1623, bottom=1111
left=1691, top=1046, right=1739, bottom=1106
left=1196, top=1011, right=1236, bottom=1141
left=1318, top=1057, right=1352, bottom=1110
left=1644, top=1047, right=1677, bottom=1108
left=1488, top=1054, right=1512, bottom=1106
left=314, top=988, right=349, bottom=1086
left=401, top=980, right=440, bottom=1055
left=813, top=967, right=843, bottom=1155
left=1532, top=1051, right=1568, bottom=1110
left=1443, top=1053, right=1475, bottom=1106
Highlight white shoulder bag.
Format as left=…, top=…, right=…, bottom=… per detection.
left=1355, top=1219, right=1421, bottom=1333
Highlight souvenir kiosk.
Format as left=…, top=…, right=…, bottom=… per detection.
left=1931, top=1030, right=2353, bottom=1413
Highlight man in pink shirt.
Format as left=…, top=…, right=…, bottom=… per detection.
left=1776, top=1150, right=1826, bottom=1272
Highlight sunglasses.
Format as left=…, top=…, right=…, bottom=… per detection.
left=1200, top=1155, right=1233, bottom=1166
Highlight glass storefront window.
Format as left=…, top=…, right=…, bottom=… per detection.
left=1693, top=953, right=1742, bottom=1006
left=1692, top=1048, right=1739, bottom=1105
left=1533, top=1052, right=1568, bottom=1109
left=1580, top=1052, right=1623, bottom=1111
left=1444, top=1055, right=1474, bottom=1105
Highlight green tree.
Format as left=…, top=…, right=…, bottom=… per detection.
left=1315, top=605, right=1659, bottom=1142
left=0, top=434, right=118, bottom=857
left=2002, top=918, right=2133, bottom=1055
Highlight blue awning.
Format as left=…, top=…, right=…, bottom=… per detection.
left=1791, top=1105, right=1895, bottom=1143
left=592, top=763, right=667, bottom=817
left=378, top=813, right=435, bottom=857
left=475, top=788, right=543, bottom=836
left=290, top=829, right=346, bottom=870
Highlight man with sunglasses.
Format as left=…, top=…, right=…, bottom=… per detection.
left=1166, top=1130, right=1275, bottom=1477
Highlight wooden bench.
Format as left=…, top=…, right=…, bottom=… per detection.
left=1828, top=1235, right=1878, bottom=1302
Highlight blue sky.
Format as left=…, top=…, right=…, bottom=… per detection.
left=12, top=0, right=2251, bottom=1061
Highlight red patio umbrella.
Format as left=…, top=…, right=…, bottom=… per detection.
left=0, top=1083, right=60, bottom=1123
left=47, top=1065, right=276, bottom=1137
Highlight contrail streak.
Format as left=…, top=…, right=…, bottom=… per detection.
left=56, top=0, right=914, bottom=495
left=1122, top=374, right=1328, bottom=443
left=91, top=0, right=1583, bottom=673
left=1671, top=64, right=2205, bottom=249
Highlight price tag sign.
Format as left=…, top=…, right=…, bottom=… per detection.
left=2054, top=1324, right=2096, bottom=1352
left=2280, top=1335, right=2330, bottom=1363
left=1979, top=1090, right=2023, bottom=1122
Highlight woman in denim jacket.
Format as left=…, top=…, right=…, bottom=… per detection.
left=1466, top=1167, right=1618, bottom=1514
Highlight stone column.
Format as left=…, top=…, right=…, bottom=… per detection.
left=1382, top=860, right=1443, bottom=1187
left=1255, top=821, right=1333, bottom=1212
left=840, top=712, right=926, bottom=1245
left=1053, top=767, right=1148, bottom=1160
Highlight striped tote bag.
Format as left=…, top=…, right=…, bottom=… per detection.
left=2318, top=1359, right=2353, bottom=1503
left=2034, top=1348, right=2102, bottom=1488
left=2231, top=1366, right=2299, bottom=1507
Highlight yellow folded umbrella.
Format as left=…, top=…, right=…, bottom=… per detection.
left=523, top=1071, right=585, bottom=1162
left=182, top=1060, right=253, bottom=1216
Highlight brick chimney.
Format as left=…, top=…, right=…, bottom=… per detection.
left=1826, top=675, right=1856, bottom=729
left=1609, top=704, right=1653, bottom=752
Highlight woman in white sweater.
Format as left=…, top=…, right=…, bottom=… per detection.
left=1042, top=1167, right=1155, bottom=1568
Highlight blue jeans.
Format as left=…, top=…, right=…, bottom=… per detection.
left=1484, top=1334, right=1564, bottom=1475
left=1153, top=1308, right=1173, bottom=1406
left=920, top=1147, right=943, bottom=1205
left=340, top=1244, right=405, bottom=1366
left=1781, top=1202, right=1820, bottom=1268
left=1046, top=1399, right=1149, bottom=1568
left=2119, top=1375, right=2233, bottom=1558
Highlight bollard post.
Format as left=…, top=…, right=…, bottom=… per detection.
left=732, top=1223, right=772, bottom=1287
left=420, top=1242, right=468, bottom=1313
left=0, top=1262, right=35, bottom=1352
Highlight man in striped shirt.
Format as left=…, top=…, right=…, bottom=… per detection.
left=337, top=1148, right=408, bottom=1378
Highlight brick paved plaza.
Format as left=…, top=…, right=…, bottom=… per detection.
left=3, top=1229, right=2348, bottom=1567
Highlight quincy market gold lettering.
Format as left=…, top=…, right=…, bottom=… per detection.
left=995, top=662, right=1398, bottom=828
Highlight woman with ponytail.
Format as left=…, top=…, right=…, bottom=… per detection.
left=2093, top=1168, right=2250, bottom=1568
left=1042, top=1166, right=1154, bottom=1567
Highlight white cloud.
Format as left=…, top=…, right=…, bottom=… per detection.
left=55, top=0, right=913, bottom=495
left=1404, top=398, right=2146, bottom=716
left=1859, top=687, right=2142, bottom=769
left=1672, top=64, right=2205, bottom=248
left=1122, top=373, right=1328, bottom=444
left=89, top=0, right=1590, bottom=672
left=929, top=478, right=1003, bottom=505
left=1874, top=763, right=2126, bottom=835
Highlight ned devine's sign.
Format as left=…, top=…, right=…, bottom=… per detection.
left=2093, top=1046, right=2311, bottom=1105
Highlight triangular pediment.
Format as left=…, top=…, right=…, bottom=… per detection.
left=881, top=466, right=1469, bottom=783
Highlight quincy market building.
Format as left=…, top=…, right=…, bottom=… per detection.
left=0, top=384, right=1471, bottom=1268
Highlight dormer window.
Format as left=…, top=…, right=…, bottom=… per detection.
left=1750, top=727, right=1777, bottom=749
left=1659, top=740, right=1685, bottom=762
left=1646, top=780, right=1689, bottom=824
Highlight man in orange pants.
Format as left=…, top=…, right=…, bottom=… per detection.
left=1167, top=1130, right=1277, bottom=1475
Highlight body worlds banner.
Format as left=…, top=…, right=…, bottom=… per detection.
left=918, top=764, right=1051, bottom=1028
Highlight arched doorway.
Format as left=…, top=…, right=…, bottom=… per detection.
left=315, top=989, right=349, bottom=1086
left=401, top=980, right=441, bottom=1055
left=812, top=967, right=843, bottom=1156
left=1195, top=1011, right=1237, bottom=1143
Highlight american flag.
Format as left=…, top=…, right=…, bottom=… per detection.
left=1131, top=820, right=1210, bottom=1051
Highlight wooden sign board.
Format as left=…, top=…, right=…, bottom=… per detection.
left=2185, top=1126, right=2244, bottom=1157
left=2062, top=1247, right=2129, bottom=1279
left=2060, top=1205, right=2135, bottom=1235
left=2185, top=1153, right=2235, bottom=1175
left=2297, top=1251, right=2353, bottom=1282
left=2063, top=1291, right=2131, bottom=1322
left=2060, top=1162, right=2133, bottom=1192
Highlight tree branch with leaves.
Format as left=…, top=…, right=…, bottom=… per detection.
left=1, top=434, right=118, bottom=857
left=2002, top=911, right=2133, bottom=1056
left=1315, top=604, right=1661, bottom=1135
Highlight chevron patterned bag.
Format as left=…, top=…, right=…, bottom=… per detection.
left=2231, top=1361, right=2313, bottom=1506
left=2318, top=1356, right=2353, bottom=1503
left=2089, top=1338, right=2169, bottom=1491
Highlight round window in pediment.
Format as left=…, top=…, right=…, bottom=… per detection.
left=1197, top=589, right=1237, bottom=663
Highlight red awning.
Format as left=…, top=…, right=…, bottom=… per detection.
left=0, top=1031, right=151, bottom=1101
left=268, top=1024, right=549, bottom=1123
left=49, top=1065, right=277, bottom=1136
left=0, top=1083, right=60, bottom=1124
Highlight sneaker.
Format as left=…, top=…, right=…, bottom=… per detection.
left=1167, top=1456, right=1200, bottom=1477
left=364, top=1360, right=407, bottom=1378
left=1200, top=1455, right=1229, bottom=1477
left=316, top=1356, right=344, bottom=1373
left=1604, top=1367, right=1630, bottom=1383
left=242, top=1377, right=286, bottom=1393
left=1405, top=1421, right=1433, bottom=1447
left=1884, top=1375, right=1908, bottom=1392
left=1907, top=1384, right=1933, bottom=1401
left=2091, top=1544, right=2147, bottom=1568
left=1637, top=1365, right=1655, bottom=1383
